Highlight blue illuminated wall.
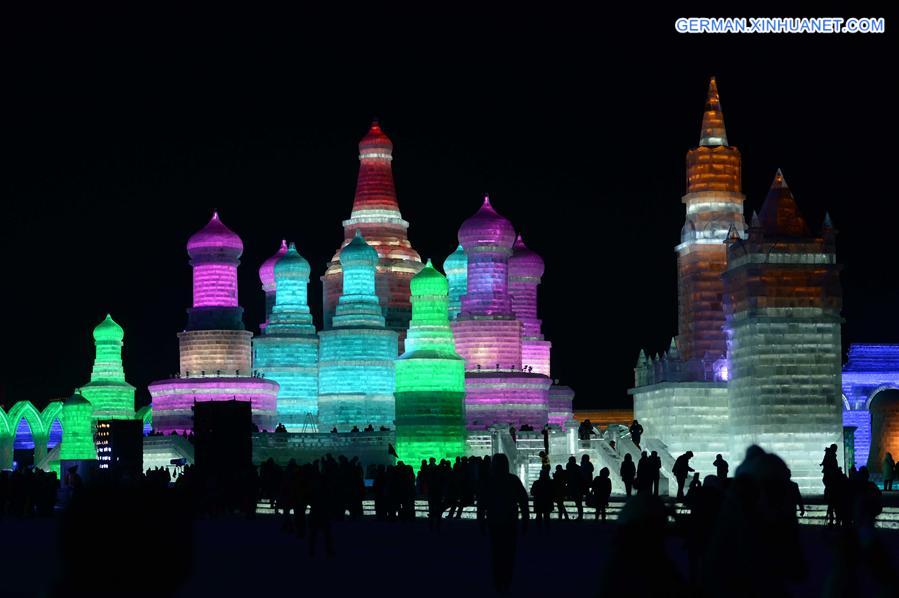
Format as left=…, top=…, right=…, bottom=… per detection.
left=841, top=343, right=899, bottom=467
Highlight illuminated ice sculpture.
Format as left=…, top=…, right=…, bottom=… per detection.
left=59, top=392, right=97, bottom=461
left=318, top=231, right=398, bottom=430
left=253, top=243, right=320, bottom=430
left=149, top=212, right=279, bottom=434
left=452, top=196, right=550, bottom=429
left=631, top=81, right=844, bottom=492
left=443, top=244, right=467, bottom=321
left=321, top=120, right=422, bottom=348
left=723, top=170, right=843, bottom=492
left=395, top=260, right=466, bottom=465
left=81, top=314, right=135, bottom=420
left=258, top=239, right=287, bottom=331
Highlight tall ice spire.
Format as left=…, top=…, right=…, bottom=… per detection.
left=322, top=120, right=422, bottom=347
left=675, top=77, right=746, bottom=370
left=700, top=77, right=728, bottom=146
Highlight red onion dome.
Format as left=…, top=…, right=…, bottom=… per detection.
left=187, top=211, right=244, bottom=259
left=509, top=234, right=544, bottom=278
left=458, top=195, right=516, bottom=250
left=358, top=119, right=393, bottom=158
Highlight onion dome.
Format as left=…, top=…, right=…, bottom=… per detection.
left=274, top=242, right=311, bottom=280
left=411, top=259, right=448, bottom=296
left=458, top=195, right=516, bottom=250
left=65, top=391, right=91, bottom=407
left=358, top=119, right=394, bottom=158
left=259, top=239, right=288, bottom=292
left=187, top=211, right=244, bottom=259
left=340, top=230, right=379, bottom=268
left=509, top=234, right=544, bottom=278
left=93, top=313, right=124, bottom=342
left=443, top=244, right=466, bottom=272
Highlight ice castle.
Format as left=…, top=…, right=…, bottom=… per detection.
left=630, top=79, right=844, bottom=493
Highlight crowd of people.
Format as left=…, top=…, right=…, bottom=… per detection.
left=0, top=468, right=59, bottom=517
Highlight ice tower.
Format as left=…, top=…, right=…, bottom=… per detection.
left=630, top=79, right=743, bottom=469
left=509, top=235, right=551, bottom=376
left=318, top=231, right=398, bottom=430
left=149, top=212, right=279, bottom=434
left=394, top=260, right=466, bottom=465
left=258, top=239, right=287, bottom=331
left=677, top=77, right=745, bottom=371
left=81, top=314, right=135, bottom=420
left=322, top=120, right=422, bottom=348
left=253, top=243, right=319, bottom=430
left=59, top=392, right=97, bottom=461
left=452, top=196, right=550, bottom=429
left=724, top=170, right=843, bottom=492
left=443, top=244, right=467, bottom=320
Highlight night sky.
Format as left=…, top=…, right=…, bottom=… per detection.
left=2, top=8, right=897, bottom=411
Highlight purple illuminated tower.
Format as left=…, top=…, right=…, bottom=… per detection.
left=149, top=212, right=279, bottom=434
left=258, top=239, right=287, bottom=331
left=452, top=196, right=550, bottom=429
left=509, top=234, right=551, bottom=376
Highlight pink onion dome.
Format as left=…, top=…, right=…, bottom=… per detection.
left=358, top=118, right=394, bottom=157
left=187, top=211, right=244, bottom=259
left=458, top=195, right=516, bottom=250
left=509, top=234, right=544, bottom=278
left=258, top=239, right=288, bottom=292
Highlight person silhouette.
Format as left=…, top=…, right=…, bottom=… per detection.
left=649, top=450, right=662, bottom=496
left=620, top=453, right=636, bottom=497
left=552, top=464, right=569, bottom=520
left=629, top=419, right=644, bottom=448
left=484, top=453, right=529, bottom=593
left=530, top=467, right=554, bottom=527
left=636, top=451, right=649, bottom=495
left=883, top=452, right=895, bottom=491
left=591, top=467, right=612, bottom=521
left=672, top=451, right=695, bottom=501
left=713, top=454, right=729, bottom=481
left=566, top=456, right=584, bottom=519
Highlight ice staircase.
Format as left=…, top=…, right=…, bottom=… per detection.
left=142, top=435, right=195, bottom=473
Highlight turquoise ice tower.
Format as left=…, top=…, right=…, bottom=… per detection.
left=395, top=260, right=466, bottom=466
left=318, top=231, right=398, bottom=430
left=253, top=242, right=320, bottom=431
left=443, top=244, right=467, bottom=320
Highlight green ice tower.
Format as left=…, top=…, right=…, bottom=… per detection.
left=395, top=260, right=466, bottom=466
left=59, top=392, right=97, bottom=461
left=81, top=314, right=136, bottom=420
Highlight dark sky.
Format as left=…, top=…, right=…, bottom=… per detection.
left=2, top=7, right=897, bottom=411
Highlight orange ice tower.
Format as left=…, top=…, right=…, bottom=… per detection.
left=676, top=77, right=746, bottom=372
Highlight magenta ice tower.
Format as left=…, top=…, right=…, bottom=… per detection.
left=452, top=196, right=551, bottom=429
left=149, top=212, right=279, bottom=434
